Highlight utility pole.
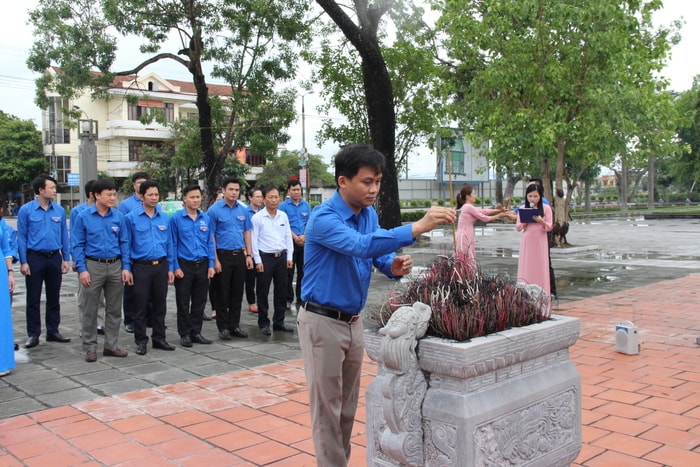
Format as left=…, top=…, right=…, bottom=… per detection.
left=78, top=119, right=98, bottom=203
left=299, top=92, right=313, bottom=199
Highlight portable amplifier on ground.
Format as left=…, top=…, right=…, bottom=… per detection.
left=615, top=320, right=640, bottom=355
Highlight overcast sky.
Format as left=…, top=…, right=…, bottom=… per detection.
left=1, top=0, right=698, bottom=178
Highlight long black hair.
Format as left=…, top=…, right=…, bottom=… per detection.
left=525, top=183, right=544, bottom=217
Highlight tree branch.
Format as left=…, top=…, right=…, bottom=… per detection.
left=115, top=53, right=189, bottom=76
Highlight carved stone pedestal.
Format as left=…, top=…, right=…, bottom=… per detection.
left=365, top=314, right=581, bottom=467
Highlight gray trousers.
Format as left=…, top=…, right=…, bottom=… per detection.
left=297, top=306, right=364, bottom=467
left=81, top=260, right=124, bottom=352
left=77, top=280, right=105, bottom=328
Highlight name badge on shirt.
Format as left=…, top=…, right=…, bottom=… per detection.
left=111, top=226, right=119, bottom=233
left=51, top=217, right=61, bottom=222
left=237, top=216, right=245, bottom=221
left=158, top=225, right=166, bottom=231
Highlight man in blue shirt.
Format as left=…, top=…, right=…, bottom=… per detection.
left=71, top=179, right=130, bottom=362
left=123, top=180, right=175, bottom=355
left=71, top=180, right=106, bottom=337
left=118, top=171, right=149, bottom=334
left=279, top=179, right=310, bottom=314
left=244, top=187, right=264, bottom=314
left=169, top=183, right=215, bottom=348
left=18, top=174, right=71, bottom=349
left=207, top=177, right=254, bottom=340
left=298, top=144, right=456, bottom=466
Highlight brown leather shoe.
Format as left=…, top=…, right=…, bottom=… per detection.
left=85, top=349, right=97, bottom=362
left=103, top=348, right=128, bottom=357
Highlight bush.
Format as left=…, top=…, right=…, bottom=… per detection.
left=310, top=201, right=320, bottom=209
left=423, top=199, right=432, bottom=208
left=483, top=198, right=492, bottom=205
left=410, top=200, right=419, bottom=208
left=401, top=210, right=426, bottom=222
left=475, top=197, right=482, bottom=205
left=513, top=197, right=522, bottom=205
left=437, top=199, right=444, bottom=206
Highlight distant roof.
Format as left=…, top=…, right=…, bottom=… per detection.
left=50, top=66, right=236, bottom=97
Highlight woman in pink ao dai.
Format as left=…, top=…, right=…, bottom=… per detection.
left=455, top=185, right=508, bottom=270
left=516, top=183, right=553, bottom=313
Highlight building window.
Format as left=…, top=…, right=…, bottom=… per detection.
left=128, top=140, right=163, bottom=162
left=45, top=155, right=71, bottom=184
left=127, top=100, right=175, bottom=122
left=42, top=97, right=71, bottom=145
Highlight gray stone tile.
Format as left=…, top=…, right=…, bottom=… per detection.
left=34, top=388, right=102, bottom=407
left=233, top=355, right=281, bottom=369
left=21, top=377, right=82, bottom=396
left=121, top=362, right=172, bottom=376
left=93, top=378, right=156, bottom=396
left=189, top=362, right=246, bottom=377
left=140, top=368, right=200, bottom=385
left=71, top=369, right=132, bottom=386
left=0, top=398, right=48, bottom=418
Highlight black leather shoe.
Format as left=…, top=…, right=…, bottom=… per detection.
left=180, top=335, right=192, bottom=348
left=97, top=326, right=105, bottom=335
left=260, top=326, right=271, bottom=336
left=231, top=327, right=248, bottom=338
left=152, top=340, right=175, bottom=351
left=219, top=329, right=232, bottom=340
left=25, top=336, right=39, bottom=348
left=47, top=332, right=71, bottom=343
left=135, top=342, right=147, bottom=355
left=191, top=334, right=212, bottom=344
left=273, top=324, right=295, bottom=333
left=125, top=324, right=134, bottom=333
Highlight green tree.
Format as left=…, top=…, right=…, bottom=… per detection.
left=315, top=0, right=406, bottom=228
left=27, top=0, right=310, bottom=206
left=664, top=78, right=700, bottom=192
left=255, top=150, right=334, bottom=193
left=306, top=4, right=445, bottom=179
left=0, top=111, right=49, bottom=197
left=435, top=0, right=681, bottom=245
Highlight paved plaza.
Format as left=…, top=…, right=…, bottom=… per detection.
left=1, top=215, right=699, bottom=465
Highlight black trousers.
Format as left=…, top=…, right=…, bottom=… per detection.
left=214, top=251, right=246, bottom=332
left=286, top=243, right=304, bottom=303
left=257, top=254, right=288, bottom=329
left=174, top=259, right=209, bottom=337
left=25, top=251, right=62, bottom=337
left=245, top=263, right=257, bottom=305
left=131, top=261, right=168, bottom=345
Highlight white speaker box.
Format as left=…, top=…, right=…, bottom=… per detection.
left=615, top=320, right=639, bottom=355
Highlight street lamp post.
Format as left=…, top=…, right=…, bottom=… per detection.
left=299, top=92, right=313, bottom=198
left=74, top=106, right=98, bottom=203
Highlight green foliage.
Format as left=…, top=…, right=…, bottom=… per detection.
left=255, top=150, right=334, bottom=193
left=409, top=200, right=419, bottom=208
left=401, top=210, right=425, bottom=222
left=423, top=199, right=431, bottom=207
left=435, top=0, right=681, bottom=239
left=27, top=0, right=312, bottom=203
left=0, top=111, right=49, bottom=195
left=437, top=199, right=444, bottom=206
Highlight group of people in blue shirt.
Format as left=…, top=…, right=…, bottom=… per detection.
left=3, top=170, right=313, bottom=365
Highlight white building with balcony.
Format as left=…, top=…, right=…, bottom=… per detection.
left=41, top=69, right=235, bottom=204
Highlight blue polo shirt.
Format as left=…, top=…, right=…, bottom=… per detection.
left=118, top=193, right=142, bottom=214
left=279, top=198, right=310, bottom=236
left=123, top=206, right=173, bottom=272
left=0, top=219, right=14, bottom=261
left=71, top=205, right=129, bottom=273
left=301, top=191, right=415, bottom=314
left=169, top=208, right=215, bottom=269
left=207, top=199, right=251, bottom=250
left=17, top=199, right=70, bottom=264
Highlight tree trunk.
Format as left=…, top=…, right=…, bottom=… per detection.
left=647, top=154, right=655, bottom=209
left=552, top=139, right=570, bottom=247
left=584, top=182, right=592, bottom=212
left=619, top=154, right=628, bottom=211
left=184, top=34, right=220, bottom=208
left=316, top=0, right=401, bottom=228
